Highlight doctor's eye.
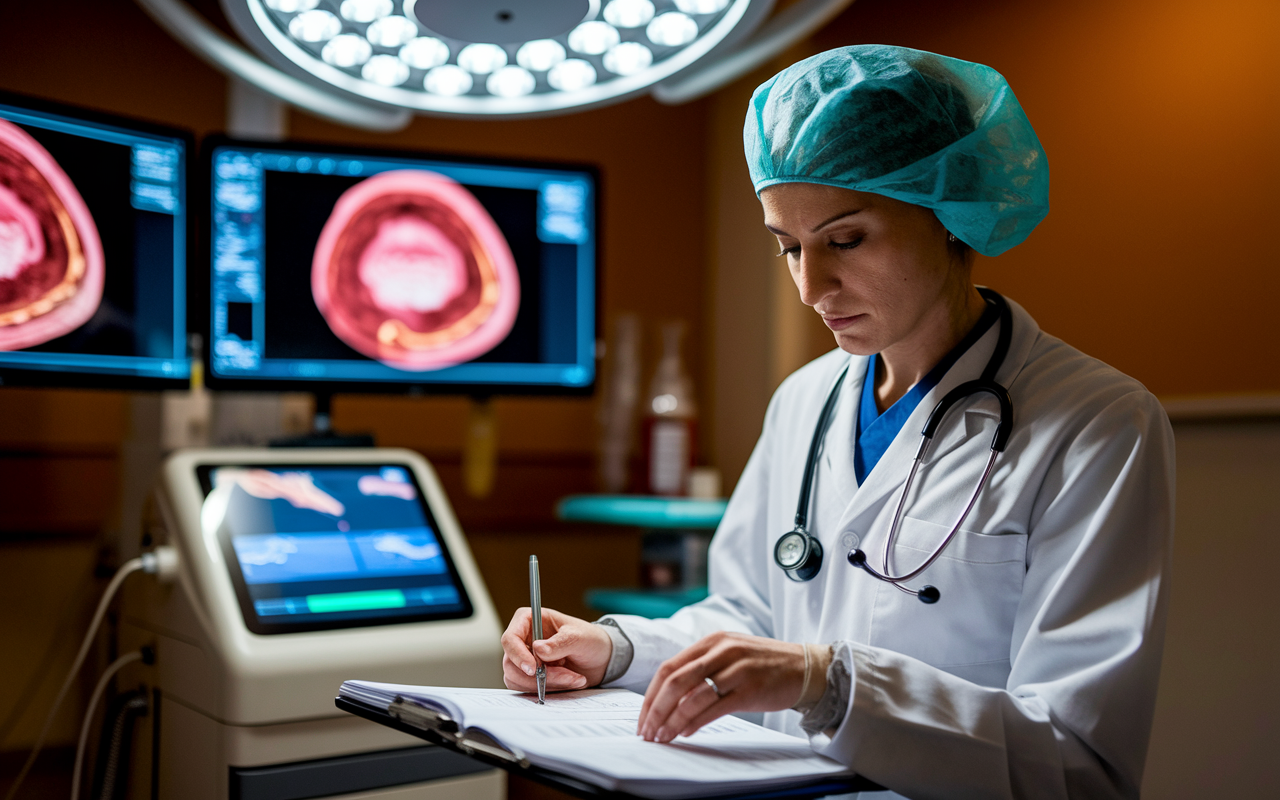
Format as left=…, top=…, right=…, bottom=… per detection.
left=830, top=237, right=863, bottom=250
left=775, top=244, right=800, bottom=258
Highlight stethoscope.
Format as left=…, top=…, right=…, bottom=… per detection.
left=772, top=288, right=1014, bottom=604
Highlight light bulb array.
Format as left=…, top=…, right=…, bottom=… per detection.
left=243, top=0, right=748, bottom=114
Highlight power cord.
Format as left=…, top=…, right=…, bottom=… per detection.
left=70, top=648, right=153, bottom=800
left=2, top=547, right=177, bottom=800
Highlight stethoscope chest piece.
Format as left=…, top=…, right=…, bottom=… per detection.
left=775, top=528, right=823, bottom=582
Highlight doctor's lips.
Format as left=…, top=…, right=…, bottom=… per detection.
left=311, top=169, right=520, bottom=371
left=820, top=313, right=865, bottom=331
left=0, top=118, right=104, bottom=350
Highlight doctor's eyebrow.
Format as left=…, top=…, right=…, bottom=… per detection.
left=764, top=208, right=864, bottom=237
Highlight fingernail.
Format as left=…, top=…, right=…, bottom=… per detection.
left=573, top=676, right=587, bottom=688
left=522, top=663, right=534, bottom=676
left=656, top=727, right=669, bottom=742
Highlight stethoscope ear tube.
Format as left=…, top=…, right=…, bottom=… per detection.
left=922, top=380, right=1014, bottom=452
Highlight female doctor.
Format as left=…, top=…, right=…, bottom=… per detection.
left=501, top=45, right=1175, bottom=800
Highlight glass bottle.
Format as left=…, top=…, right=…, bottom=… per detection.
left=641, top=321, right=697, bottom=496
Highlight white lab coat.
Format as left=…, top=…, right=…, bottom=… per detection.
left=602, top=296, right=1175, bottom=800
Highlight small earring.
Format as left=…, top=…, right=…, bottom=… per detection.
left=947, top=233, right=958, bottom=243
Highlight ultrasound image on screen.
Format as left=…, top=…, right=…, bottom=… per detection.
left=312, top=169, right=521, bottom=371
left=203, top=464, right=472, bottom=634
left=0, top=118, right=103, bottom=350
left=0, top=98, right=188, bottom=382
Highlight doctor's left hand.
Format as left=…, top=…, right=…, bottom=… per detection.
left=637, top=632, right=808, bottom=743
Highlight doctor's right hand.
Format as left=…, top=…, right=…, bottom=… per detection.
left=501, top=607, right=612, bottom=693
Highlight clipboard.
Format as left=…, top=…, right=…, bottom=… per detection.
left=335, top=696, right=883, bottom=800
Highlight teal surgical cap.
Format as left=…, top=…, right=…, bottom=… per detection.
left=744, top=45, right=1049, bottom=257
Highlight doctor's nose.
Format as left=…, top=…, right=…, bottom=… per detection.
left=791, top=254, right=842, bottom=308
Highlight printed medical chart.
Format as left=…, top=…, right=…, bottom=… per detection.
left=339, top=682, right=854, bottom=799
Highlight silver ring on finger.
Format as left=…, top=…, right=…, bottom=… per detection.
left=704, top=676, right=725, bottom=698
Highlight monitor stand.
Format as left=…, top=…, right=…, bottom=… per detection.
left=270, top=393, right=375, bottom=448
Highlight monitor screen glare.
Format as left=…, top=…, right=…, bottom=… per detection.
left=208, top=142, right=596, bottom=391
left=0, top=97, right=189, bottom=383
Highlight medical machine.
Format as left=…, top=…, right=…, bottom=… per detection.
left=199, top=137, right=598, bottom=396
left=117, top=448, right=506, bottom=800
left=0, top=91, right=191, bottom=388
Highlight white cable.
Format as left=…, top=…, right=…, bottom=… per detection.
left=652, top=0, right=858, bottom=104
left=2, top=558, right=143, bottom=800
left=69, top=651, right=144, bottom=800
left=133, top=0, right=412, bottom=132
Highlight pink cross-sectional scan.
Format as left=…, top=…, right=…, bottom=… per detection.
left=312, top=170, right=521, bottom=371
left=0, top=118, right=104, bottom=350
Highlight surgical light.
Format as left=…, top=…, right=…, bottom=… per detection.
left=568, top=21, right=621, bottom=56
left=399, top=36, right=449, bottom=69
left=457, top=43, right=508, bottom=74
left=322, top=33, right=372, bottom=67
left=674, top=0, right=731, bottom=13
left=603, top=42, right=653, bottom=76
left=339, top=0, right=390, bottom=23
left=516, top=40, right=566, bottom=72
left=486, top=65, right=536, bottom=97
left=361, top=53, right=410, bottom=85
left=142, top=0, right=856, bottom=123
left=646, top=12, right=698, bottom=47
left=548, top=58, right=597, bottom=91
left=604, top=0, right=655, bottom=28
left=365, top=14, right=418, bottom=47
left=287, top=9, right=341, bottom=42
left=264, top=0, right=317, bottom=12
left=424, top=64, right=473, bottom=96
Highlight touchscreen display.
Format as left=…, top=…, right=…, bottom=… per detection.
left=198, top=463, right=472, bottom=634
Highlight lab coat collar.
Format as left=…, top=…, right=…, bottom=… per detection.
left=829, top=293, right=1040, bottom=535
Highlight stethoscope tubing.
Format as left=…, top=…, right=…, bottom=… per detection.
left=779, top=289, right=1016, bottom=602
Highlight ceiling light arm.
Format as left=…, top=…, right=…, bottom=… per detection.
left=651, top=0, right=857, bottom=104
left=134, top=0, right=413, bottom=132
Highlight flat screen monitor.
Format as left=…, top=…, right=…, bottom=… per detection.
left=202, top=137, right=598, bottom=394
left=0, top=93, right=190, bottom=388
left=198, top=462, right=473, bottom=635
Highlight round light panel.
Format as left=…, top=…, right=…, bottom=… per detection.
left=224, top=0, right=761, bottom=116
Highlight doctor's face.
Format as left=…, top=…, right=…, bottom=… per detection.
left=760, top=183, right=967, bottom=358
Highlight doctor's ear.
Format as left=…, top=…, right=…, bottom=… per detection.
left=945, top=232, right=974, bottom=268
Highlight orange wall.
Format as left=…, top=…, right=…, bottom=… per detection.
left=811, top=0, right=1280, bottom=397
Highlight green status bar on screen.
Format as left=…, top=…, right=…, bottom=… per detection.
left=305, top=589, right=407, bottom=614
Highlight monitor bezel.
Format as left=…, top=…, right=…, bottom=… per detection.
left=195, top=134, right=602, bottom=397
left=196, top=461, right=476, bottom=635
left=0, top=90, right=195, bottom=391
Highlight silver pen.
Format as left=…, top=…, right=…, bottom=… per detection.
left=529, top=554, right=546, bottom=704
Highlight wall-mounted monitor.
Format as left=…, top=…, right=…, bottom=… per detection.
left=201, top=137, right=598, bottom=395
left=0, top=92, right=191, bottom=388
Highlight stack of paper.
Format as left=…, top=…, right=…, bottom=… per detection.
left=339, top=681, right=855, bottom=799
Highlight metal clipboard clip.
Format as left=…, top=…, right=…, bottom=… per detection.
left=388, top=696, right=531, bottom=769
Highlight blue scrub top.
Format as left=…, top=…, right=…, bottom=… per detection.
left=854, top=301, right=1001, bottom=483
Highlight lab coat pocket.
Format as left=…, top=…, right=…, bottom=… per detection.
left=867, top=517, right=1026, bottom=686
